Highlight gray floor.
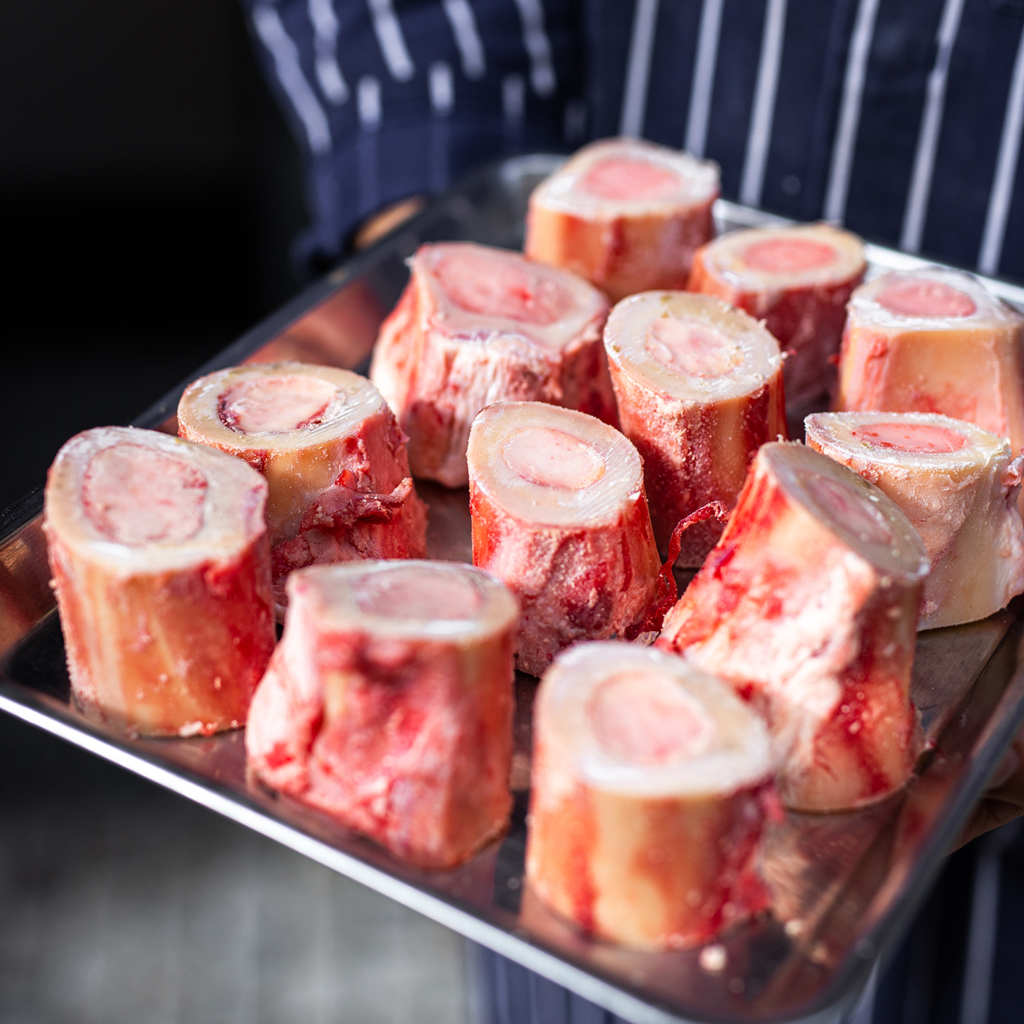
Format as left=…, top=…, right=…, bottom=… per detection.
left=0, top=718, right=470, bottom=1024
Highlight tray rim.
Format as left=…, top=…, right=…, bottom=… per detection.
left=3, top=153, right=1024, bottom=1024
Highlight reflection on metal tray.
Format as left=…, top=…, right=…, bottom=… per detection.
left=3, top=155, right=1024, bottom=1024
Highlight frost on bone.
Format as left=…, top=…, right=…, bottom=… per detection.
left=369, top=242, right=616, bottom=488
left=44, top=426, right=276, bottom=737
left=525, top=642, right=775, bottom=949
left=246, top=560, right=518, bottom=869
left=657, top=442, right=929, bottom=812
left=806, top=411, right=1024, bottom=630
left=525, top=137, right=720, bottom=303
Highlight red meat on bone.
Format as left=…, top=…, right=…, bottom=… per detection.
left=44, top=426, right=276, bottom=736
left=525, top=137, right=720, bottom=303
left=657, top=442, right=929, bottom=812
left=603, top=291, right=786, bottom=566
left=178, top=361, right=427, bottom=616
left=369, top=242, right=615, bottom=488
left=246, top=560, right=518, bottom=869
left=689, top=223, right=865, bottom=415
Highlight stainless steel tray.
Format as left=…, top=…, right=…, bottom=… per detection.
left=4, top=155, right=1024, bottom=1024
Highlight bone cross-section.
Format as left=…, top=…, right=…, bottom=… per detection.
left=44, top=426, right=276, bottom=736
left=689, top=223, right=865, bottom=414
left=835, top=268, right=1024, bottom=466
left=603, top=291, right=785, bottom=565
left=526, top=642, right=775, bottom=949
left=525, top=137, right=720, bottom=303
left=806, top=411, right=1024, bottom=630
left=246, top=560, right=518, bottom=869
left=178, top=360, right=426, bottom=615
left=369, top=241, right=615, bottom=488
left=658, top=442, right=929, bottom=812
left=467, top=401, right=662, bottom=677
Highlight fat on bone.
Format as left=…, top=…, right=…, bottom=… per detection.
left=603, top=291, right=786, bottom=567
left=44, top=426, right=276, bottom=737
left=806, top=411, right=1024, bottom=630
left=657, top=442, right=930, bottom=812
left=525, top=642, right=776, bottom=950
left=177, top=360, right=427, bottom=616
left=834, top=267, right=1024, bottom=516
left=246, top=560, right=519, bottom=870
left=467, top=401, right=663, bottom=677
left=525, top=137, right=720, bottom=303
left=688, top=222, right=865, bottom=416
left=369, top=241, right=616, bottom=488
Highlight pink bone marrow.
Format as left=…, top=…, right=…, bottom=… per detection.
left=588, top=670, right=715, bottom=763
left=875, top=279, right=977, bottom=318
left=803, top=472, right=893, bottom=546
left=501, top=427, right=606, bottom=489
left=645, top=318, right=742, bottom=378
left=741, top=237, right=837, bottom=273
left=218, top=375, right=338, bottom=434
left=851, top=421, right=967, bottom=454
left=434, top=249, right=573, bottom=325
left=578, top=158, right=681, bottom=201
left=82, top=443, right=207, bottom=545
left=353, top=568, right=483, bottom=620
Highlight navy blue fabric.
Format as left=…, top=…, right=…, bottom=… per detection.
left=243, top=0, right=1024, bottom=278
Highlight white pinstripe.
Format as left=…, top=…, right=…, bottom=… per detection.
left=619, top=0, right=660, bottom=138
left=685, top=0, right=724, bottom=158
left=739, top=0, right=789, bottom=208
left=503, top=73, right=526, bottom=123
left=512, top=0, right=556, bottom=97
left=900, top=0, right=967, bottom=253
left=358, top=74, right=383, bottom=129
left=308, top=0, right=349, bottom=104
left=367, top=0, right=416, bottom=83
left=823, top=0, right=881, bottom=223
left=252, top=4, right=332, bottom=156
left=978, top=25, right=1024, bottom=276
left=442, top=0, right=487, bottom=80
left=429, top=61, right=455, bottom=116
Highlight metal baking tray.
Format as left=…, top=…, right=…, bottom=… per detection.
left=4, top=155, right=1024, bottom=1024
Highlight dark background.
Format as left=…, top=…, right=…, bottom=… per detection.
left=0, top=0, right=306, bottom=511
left=0, top=5, right=469, bottom=1021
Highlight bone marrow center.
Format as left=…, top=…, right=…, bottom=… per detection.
left=354, top=568, right=483, bottom=621
left=875, top=279, right=977, bottom=318
left=219, top=375, right=339, bottom=434
left=436, top=251, right=571, bottom=326
left=804, top=473, right=893, bottom=546
left=589, top=671, right=716, bottom=764
left=741, top=237, right=837, bottom=273
left=82, top=443, right=207, bottom=545
left=646, top=317, right=743, bottom=378
left=853, top=422, right=967, bottom=454
left=579, top=158, right=680, bottom=201
left=502, top=427, right=606, bottom=490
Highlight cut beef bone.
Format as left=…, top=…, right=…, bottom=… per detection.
left=246, top=561, right=518, bottom=869
left=369, top=242, right=615, bottom=488
left=525, top=137, right=720, bottom=303
left=178, top=361, right=426, bottom=615
left=526, top=642, right=775, bottom=949
left=467, top=401, right=662, bottom=677
left=44, top=426, right=276, bottom=736
left=604, top=291, right=785, bottom=565
left=835, top=268, right=1024, bottom=469
left=658, top=442, right=929, bottom=812
left=689, top=223, right=865, bottom=413
left=806, top=411, right=1024, bottom=630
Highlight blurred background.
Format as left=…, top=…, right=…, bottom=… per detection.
left=0, top=2, right=470, bottom=1020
